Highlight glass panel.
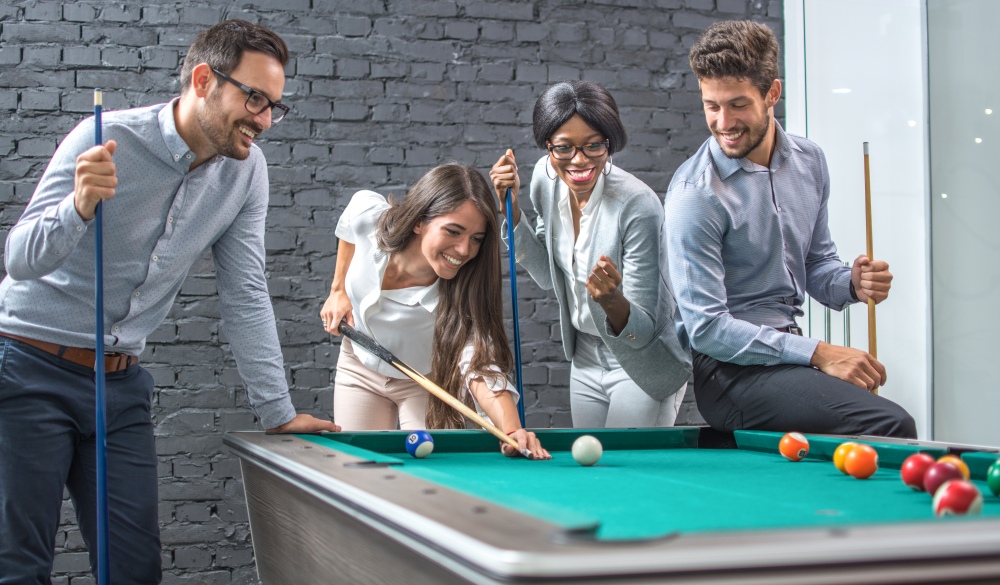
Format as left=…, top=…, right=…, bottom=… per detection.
left=928, top=0, right=1000, bottom=445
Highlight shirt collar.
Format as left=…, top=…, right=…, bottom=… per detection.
left=709, top=119, right=797, bottom=178
left=369, top=239, right=441, bottom=314
left=556, top=170, right=605, bottom=215
left=157, top=98, right=219, bottom=168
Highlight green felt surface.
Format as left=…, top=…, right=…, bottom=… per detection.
left=299, top=430, right=1000, bottom=541
left=963, top=451, right=1000, bottom=479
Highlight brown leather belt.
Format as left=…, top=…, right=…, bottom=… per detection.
left=0, top=332, right=138, bottom=372
left=777, top=326, right=804, bottom=336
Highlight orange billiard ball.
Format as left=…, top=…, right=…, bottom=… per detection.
left=936, top=455, right=971, bottom=480
left=844, top=444, right=879, bottom=479
left=833, top=442, right=859, bottom=474
left=779, top=432, right=809, bottom=461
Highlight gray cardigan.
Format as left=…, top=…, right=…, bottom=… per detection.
left=509, top=156, right=691, bottom=400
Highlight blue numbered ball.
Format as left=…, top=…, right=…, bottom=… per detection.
left=405, top=431, right=434, bottom=459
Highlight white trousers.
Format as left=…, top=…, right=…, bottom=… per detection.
left=569, top=332, right=687, bottom=428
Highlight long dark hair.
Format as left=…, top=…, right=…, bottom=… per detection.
left=376, top=163, right=513, bottom=429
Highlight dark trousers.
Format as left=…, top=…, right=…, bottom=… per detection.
left=693, top=352, right=917, bottom=438
left=0, top=338, right=161, bottom=585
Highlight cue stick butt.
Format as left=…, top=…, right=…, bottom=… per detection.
left=863, top=142, right=878, bottom=393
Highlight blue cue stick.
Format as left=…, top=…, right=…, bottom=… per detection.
left=93, top=88, right=110, bottom=585
left=504, top=186, right=526, bottom=427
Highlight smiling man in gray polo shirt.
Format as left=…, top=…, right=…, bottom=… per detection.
left=0, top=20, right=337, bottom=584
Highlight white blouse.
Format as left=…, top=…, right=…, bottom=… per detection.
left=335, top=191, right=518, bottom=405
left=551, top=172, right=606, bottom=336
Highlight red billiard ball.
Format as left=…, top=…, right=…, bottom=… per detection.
left=932, top=480, right=984, bottom=516
left=900, top=453, right=936, bottom=491
left=779, top=432, right=809, bottom=462
left=923, top=461, right=965, bottom=496
left=844, top=444, right=879, bottom=479
left=988, top=460, right=1000, bottom=497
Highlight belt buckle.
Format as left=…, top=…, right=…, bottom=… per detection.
left=787, top=325, right=803, bottom=336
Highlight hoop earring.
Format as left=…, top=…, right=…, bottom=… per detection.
left=545, top=155, right=557, bottom=180
left=603, top=157, right=613, bottom=176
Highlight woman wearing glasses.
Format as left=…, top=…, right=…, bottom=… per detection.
left=489, top=81, right=691, bottom=428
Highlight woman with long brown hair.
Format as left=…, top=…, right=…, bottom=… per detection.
left=320, top=163, right=549, bottom=458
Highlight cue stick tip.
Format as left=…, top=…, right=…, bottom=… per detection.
left=863, top=142, right=869, bottom=155
left=94, top=88, right=103, bottom=106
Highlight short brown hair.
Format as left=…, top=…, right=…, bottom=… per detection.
left=689, top=20, right=779, bottom=97
left=180, top=19, right=289, bottom=90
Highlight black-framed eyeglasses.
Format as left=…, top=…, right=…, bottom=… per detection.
left=546, top=141, right=610, bottom=160
left=211, top=68, right=290, bottom=123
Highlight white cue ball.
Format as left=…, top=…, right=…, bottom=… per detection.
left=571, top=435, right=603, bottom=466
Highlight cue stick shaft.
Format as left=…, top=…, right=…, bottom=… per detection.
left=93, top=88, right=111, bottom=585
left=504, top=186, right=526, bottom=427
left=338, top=324, right=531, bottom=457
left=863, top=142, right=878, bottom=395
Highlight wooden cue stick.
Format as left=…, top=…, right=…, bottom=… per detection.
left=863, top=142, right=878, bottom=395
left=338, top=323, right=532, bottom=457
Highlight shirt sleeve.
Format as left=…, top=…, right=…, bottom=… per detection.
left=803, top=154, right=854, bottom=310
left=664, top=182, right=819, bottom=366
left=211, top=152, right=296, bottom=430
left=4, top=119, right=94, bottom=280
left=458, top=343, right=519, bottom=405
left=335, top=190, right=388, bottom=245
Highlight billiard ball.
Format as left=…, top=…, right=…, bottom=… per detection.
left=900, top=453, right=936, bottom=491
left=405, top=431, right=434, bottom=459
left=844, top=444, right=879, bottom=479
left=833, top=442, right=858, bottom=474
left=571, top=435, right=603, bottom=466
left=779, top=432, right=809, bottom=461
left=932, top=480, right=984, bottom=517
left=923, top=461, right=965, bottom=496
left=936, top=455, right=971, bottom=480
left=987, top=460, right=1000, bottom=497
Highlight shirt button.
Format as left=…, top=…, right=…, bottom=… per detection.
left=168, top=216, right=174, bottom=223
left=185, top=153, right=192, bottom=159
left=113, top=326, right=120, bottom=332
left=174, top=154, right=180, bottom=160
left=76, top=226, right=83, bottom=231
left=134, top=291, right=141, bottom=297
left=152, top=255, right=158, bottom=262
left=777, top=206, right=782, bottom=211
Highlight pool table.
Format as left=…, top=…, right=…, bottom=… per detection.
left=224, top=428, right=1000, bottom=584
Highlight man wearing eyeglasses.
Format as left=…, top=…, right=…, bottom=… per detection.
left=0, top=19, right=336, bottom=584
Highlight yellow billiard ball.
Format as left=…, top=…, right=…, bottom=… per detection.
left=833, top=442, right=859, bottom=474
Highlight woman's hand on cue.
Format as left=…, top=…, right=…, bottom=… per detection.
left=320, top=290, right=353, bottom=335
left=489, top=149, right=521, bottom=225
left=501, top=429, right=551, bottom=460
left=851, top=255, right=892, bottom=304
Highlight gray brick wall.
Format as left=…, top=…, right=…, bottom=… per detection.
left=0, top=1, right=782, bottom=583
